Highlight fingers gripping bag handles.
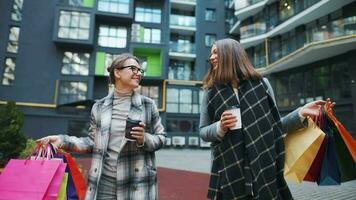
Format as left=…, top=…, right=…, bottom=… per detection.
left=0, top=143, right=66, bottom=200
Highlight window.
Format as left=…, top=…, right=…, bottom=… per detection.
left=11, top=0, right=23, bottom=22
left=135, top=2, right=161, bottom=23
left=98, top=25, right=127, bottom=48
left=2, top=58, right=16, bottom=85
left=58, top=11, right=90, bottom=40
left=98, top=0, right=130, bottom=14
left=168, top=60, right=194, bottom=80
left=131, top=24, right=160, bottom=43
left=205, top=34, right=216, bottom=47
left=144, top=28, right=161, bottom=43
left=205, top=9, right=216, bottom=22
left=279, top=0, right=295, bottom=22
left=58, top=81, right=88, bottom=104
left=166, top=88, right=203, bottom=114
left=61, top=52, right=90, bottom=75
left=7, top=27, right=20, bottom=53
left=137, top=86, right=159, bottom=107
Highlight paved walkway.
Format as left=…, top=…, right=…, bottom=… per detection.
left=156, top=148, right=356, bottom=200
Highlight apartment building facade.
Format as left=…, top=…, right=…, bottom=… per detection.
left=230, top=0, right=356, bottom=136
left=0, top=0, right=237, bottom=147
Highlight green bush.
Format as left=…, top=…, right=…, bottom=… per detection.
left=0, top=101, right=27, bottom=167
left=19, top=138, right=37, bottom=159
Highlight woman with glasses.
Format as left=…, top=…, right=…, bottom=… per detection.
left=38, top=53, right=166, bottom=200
left=200, top=38, right=332, bottom=200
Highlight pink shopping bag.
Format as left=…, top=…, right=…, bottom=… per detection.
left=0, top=159, right=62, bottom=200
left=44, top=162, right=67, bottom=200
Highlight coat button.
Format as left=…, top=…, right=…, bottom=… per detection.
left=134, top=168, right=139, bottom=172
left=94, top=168, right=97, bottom=172
left=133, top=186, right=137, bottom=191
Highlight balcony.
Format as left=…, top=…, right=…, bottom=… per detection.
left=263, top=16, right=356, bottom=74
left=169, top=42, right=196, bottom=61
left=171, top=0, right=196, bottom=12
left=170, top=14, right=196, bottom=35
left=240, top=22, right=267, bottom=39
left=240, top=0, right=354, bottom=48
left=234, top=0, right=267, bottom=21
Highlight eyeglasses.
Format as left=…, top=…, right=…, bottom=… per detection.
left=117, top=65, right=145, bottom=75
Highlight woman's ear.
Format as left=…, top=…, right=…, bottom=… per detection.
left=114, top=69, right=121, bottom=79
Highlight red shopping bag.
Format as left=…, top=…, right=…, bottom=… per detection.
left=325, top=102, right=356, bottom=162
left=0, top=159, right=62, bottom=200
left=63, top=152, right=87, bottom=200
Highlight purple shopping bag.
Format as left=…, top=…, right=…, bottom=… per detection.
left=44, top=162, right=67, bottom=200
left=0, top=159, right=62, bottom=200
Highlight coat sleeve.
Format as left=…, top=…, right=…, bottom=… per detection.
left=199, top=90, right=223, bottom=143
left=142, top=100, right=166, bottom=152
left=59, top=103, right=97, bottom=153
left=263, top=77, right=307, bottom=133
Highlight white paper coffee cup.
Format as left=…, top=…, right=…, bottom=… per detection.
left=227, top=106, right=242, bottom=130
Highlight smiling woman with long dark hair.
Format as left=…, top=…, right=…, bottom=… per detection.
left=200, top=38, right=328, bottom=200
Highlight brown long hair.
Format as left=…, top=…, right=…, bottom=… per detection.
left=202, top=38, right=261, bottom=89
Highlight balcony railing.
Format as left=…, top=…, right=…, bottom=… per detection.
left=235, top=0, right=264, bottom=11
left=239, top=0, right=321, bottom=40
left=240, top=22, right=267, bottom=39
left=170, top=14, right=196, bottom=28
left=171, top=0, right=196, bottom=3
left=169, top=42, right=196, bottom=54
left=269, top=15, right=356, bottom=63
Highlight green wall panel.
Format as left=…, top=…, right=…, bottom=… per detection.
left=95, top=52, right=106, bottom=76
left=134, top=48, right=162, bottom=77
left=83, top=0, right=94, bottom=7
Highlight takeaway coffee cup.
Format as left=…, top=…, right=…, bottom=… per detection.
left=226, top=105, right=242, bottom=130
left=125, top=118, right=141, bottom=141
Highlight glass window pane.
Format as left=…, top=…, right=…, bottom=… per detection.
left=2, top=58, right=16, bottom=85
left=166, top=103, right=178, bottom=113
left=167, top=88, right=178, bottom=102
left=58, top=10, right=90, bottom=40
left=180, top=89, right=192, bottom=103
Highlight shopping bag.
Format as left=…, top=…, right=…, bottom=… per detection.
left=325, top=102, right=356, bottom=162
left=303, top=138, right=327, bottom=182
left=53, top=152, right=80, bottom=200
left=326, top=115, right=356, bottom=182
left=45, top=162, right=67, bottom=200
left=57, top=172, right=68, bottom=200
left=317, top=123, right=341, bottom=185
left=284, top=117, right=326, bottom=183
left=0, top=159, right=62, bottom=200
left=63, top=153, right=87, bottom=200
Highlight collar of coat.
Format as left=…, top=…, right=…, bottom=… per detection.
left=103, top=89, right=143, bottom=109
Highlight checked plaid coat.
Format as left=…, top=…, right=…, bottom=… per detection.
left=59, top=90, right=166, bottom=200
left=202, top=79, right=293, bottom=200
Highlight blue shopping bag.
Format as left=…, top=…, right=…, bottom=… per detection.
left=317, top=124, right=341, bottom=185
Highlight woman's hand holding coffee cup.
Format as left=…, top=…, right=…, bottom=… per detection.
left=220, top=111, right=238, bottom=132
left=130, top=122, right=146, bottom=145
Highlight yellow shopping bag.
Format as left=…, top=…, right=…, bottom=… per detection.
left=57, top=173, right=68, bottom=200
left=284, top=118, right=326, bottom=183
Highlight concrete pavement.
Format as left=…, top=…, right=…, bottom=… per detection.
left=156, top=148, right=356, bottom=200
